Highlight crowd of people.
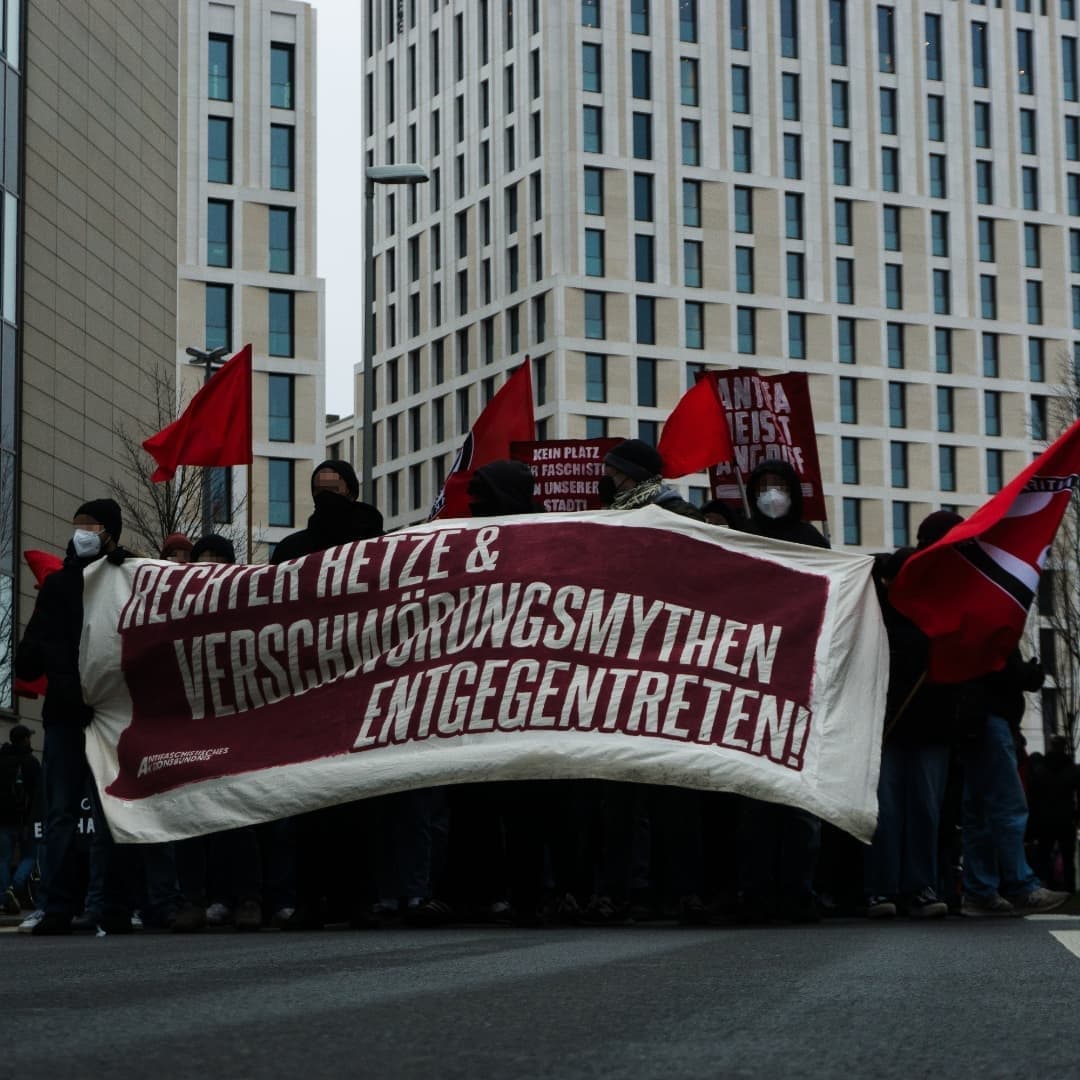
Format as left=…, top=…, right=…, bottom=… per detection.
left=3, top=443, right=1078, bottom=936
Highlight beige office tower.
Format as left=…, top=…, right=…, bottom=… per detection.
left=4, top=1, right=178, bottom=721
left=178, top=0, right=324, bottom=562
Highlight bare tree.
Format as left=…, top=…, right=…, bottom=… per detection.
left=108, top=364, right=249, bottom=559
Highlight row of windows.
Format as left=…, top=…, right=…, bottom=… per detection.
left=841, top=497, right=985, bottom=550
left=207, top=201, right=295, bottom=273
left=209, top=35, right=295, bottom=109
left=205, top=285, right=295, bottom=358
left=841, top=439, right=1027, bottom=496
left=209, top=117, right=294, bottom=190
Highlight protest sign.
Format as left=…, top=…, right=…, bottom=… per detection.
left=510, top=438, right=620, bottom=511
left=80, top=508, right=885, bottom=844
left=707, top=369, right=826, bottom=521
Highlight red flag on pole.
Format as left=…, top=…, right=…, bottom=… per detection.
left=430, top=357, right=535, bottom=519
left=890, top=416, right=1080, bottom=683
left=143, top=345, right=253, bottom=483
left=657, top=371, right=735, bottom=479
left=15, top=549, right=63, bottom=699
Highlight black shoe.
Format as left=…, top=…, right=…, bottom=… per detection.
left=234, top=900, right=263, bottom=931
left=677, top=894, right=710, bottom=926
left=405, top=897, right=454, bottom=928
left=31, top=912, right=73, bottom=936
left=99, top=909, right=134, bottom=935
left=71, top=910, right=102, bottom=933
left=581, top=895, right=633, bottom=926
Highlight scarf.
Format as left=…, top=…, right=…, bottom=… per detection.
left=610, top=476, right=663, bottom=510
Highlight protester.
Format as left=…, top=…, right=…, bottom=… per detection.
left=599, top=439, right=702, bottom=519
left=160, top=532, right=193, bottom=563
left=700, top=499, right=740, bottom=529
left=272, top=460, right=384, bottom=931
left=863, top=546, right=951, bottom=919
left=191, top=533, right=236, bottom=565
left=1, top=725, right=40, bottom=914
left=736, top=460, right=827, bottom=923
left=14, top=499, right=137, bottom=935
left=1026, top=737, right=1080, bottom=893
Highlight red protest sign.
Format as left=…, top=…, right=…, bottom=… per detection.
left=510, top=438, right=621, bottom=511
left=707, top=369, right=826, bottom=522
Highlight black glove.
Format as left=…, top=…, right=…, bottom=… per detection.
left=107, top=547, right=133, bottom=566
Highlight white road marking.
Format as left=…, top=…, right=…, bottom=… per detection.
left=1050, top=931, right=1080, bottom=960
left=1025, top=914, right=1080, bottom=921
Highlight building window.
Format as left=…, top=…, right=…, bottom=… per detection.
left=889, top=382, right=907, bottom=428
left=838, top=317, right=856, bottom=364
left=1020, top=108, right=1037, bottom=155
left=635, top=235, right=655, bottom=282
left=732, top=64, right=750, bottom=114
left=271, top=42, right=295, bottom=109
left=783, top=73, right=800, bottom=122
left=205, top=283, right=231, bottom=351
left=887, top=322, right=904, bottom=369
left=787, top=253, right=804, bottom=299
left=878, top=5, right=895, bottom=73
left=268, top=373, right=294, bottom=441
left=937, top=386, right=954, bottom=432
left=584, top=167, right=603, bottom=214
left=585, top=352, right=606, bottom=402
left=1017, top=28, right=1034, bottom=95
left=833, top=141, right=851, bottom=185
left=783, top=134, right=802, bottom=179
left=841, top=437, right=859, bottom=484
left=786, top=193, right=803, bottom=239
left=890, top=441, right=908, bottom=486
left=1030, top=338, right=1045, bottom=382
left=1025, top=223, right=1041, bottom=268
left=585, top=228, right=604, bottom=276
left=983, top=332, right=999, bottom=378
left=925, top=13, right=942, bottom=79
left=633, top=113, right=653, bottom=159
left=883, top=205, right=901, bottom=251
left=269, top=290, right=294, bottom=356
left=879, top=87, right=897, bottom=135
left=209, top=34, right=233, bottom=101
left=736, top=246, right=754, bottom=293
left=268, top=458, right=294, bottom=527
left=788, top=312, right=806, bottom=359
left=927, top=95, right=945, bottom=142
left=1022, top=166, right=1039, bottom=211
left=269, top=207, right=294, bottom=273
left=832, top=80, right=848, bottom=128
left=987, top=449, right=1003, bottom=493
left=681, top=57, right=700, bottom=106
left=685, top=240, right=703, bottom=288
left=843, top=498, right=861, bottom=545
left=732, top=0, right=749, bottom=50
left=680, top=0, right=698, bottom=42
left=839, top=377, right=857, bottom=423
left=582, top=0, right=600, bottom=27
left=207, top=200, right=232, bottom=267
left=734, top=186, right=753, bottom=232
left=980, top=275, right=997, bottom=320
left=939, top=445, right=956, bottom=492
left=830, top=0, right=847, bottom=64
left=733, top=127, right=751, bottom=172
left=1071, top=173, right=1080, bottom=215
left=633, top=174, right=655, bottom=222
left=835, top=199, right=852, bottom=245
left=931, top=211, right=949, bottom=257
left=583, top=105, right=602, bottom=152
left=972, top=22, right=989, bottom=88
left=208, top=117, right=232, bottom=183
left=584, top=291, right=605, bottom=338
left=780, top=0, right=799, bottom=58
left=270, top=125, right=295, bottom=190
left=685, top=301, right=704, bottom=349
left=1065, top=37, right=1079, bottom=102
left=582, top=42, right=601, bottom=93
left=585, top=417, right=608, bottom=439
left=637, top=357, right=657, bottom=406
left=974, top=102, right=992, bottom=148
left=978, top=217, right=995, bottom=262
left=631, top=0, right=650, bottom=35
left=976, top=161, right=993, bottom=205
left=836, top=258, right=854, bottom=304
left=1032, top=395, right=1048, bottom=441
left=1027, top=280, right=1043, bottom=325
left=636, top=296, right=656, bottom=344
left=882, top=147, right=899, bottom=192
left=933, top=269, right=951, bottom=315
left=683, top=179, right=701, bottom=227
left=885, top=264, right=903, bottom=309
left=683, top=120, right=701, bottom=166
left=929, top=154, right=947, bottom=199
left=935, top=328, right=952, bottom=374
left=737, top=307, right=755, bottom=354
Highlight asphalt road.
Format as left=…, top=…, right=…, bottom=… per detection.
left=5, top=916, right=1080, bottom=1079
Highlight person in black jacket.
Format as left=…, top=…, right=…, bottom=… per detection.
left=271, top=461, right=383, bottom=930
left=271, top=460, right=383, bottom=563
left=736, top=460, right=827, bottom=922
left=14, top=498, right=136, bottom=935
left=599, top=439, right=703, bottom=520
left=1, top=725, right=41, bottom=912
left=1026, top=736, right=1080, bottom=892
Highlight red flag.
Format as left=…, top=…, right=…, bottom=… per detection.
left=15, top=549, right=64, bottom=699
left=430, top=358, right=535, bottom=519
left=890, top=416, right=1080, bottom=683
left=142, top=345, right=253, bottom=483
left=657, top=371, right=735, bottom=478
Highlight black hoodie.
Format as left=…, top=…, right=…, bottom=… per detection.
left=468, top=460, right=542, bottom=516
left=271, top=492, right=384, bottom=563
left=744, top=459, right=829, bottom=549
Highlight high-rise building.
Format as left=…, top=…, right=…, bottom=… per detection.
left=178, top=0, right=324, bottom=561
left=359, top=0, right=1077, bottom=559
left=4, top=0, right=179, bottom=722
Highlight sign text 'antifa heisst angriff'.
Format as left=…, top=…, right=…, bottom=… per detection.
left=117, top=525, right=811, bottom=770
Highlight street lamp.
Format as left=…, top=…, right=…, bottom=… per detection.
left=186, top=344, right=230, bottom=535
left=363, top=164, right=430, bottom=506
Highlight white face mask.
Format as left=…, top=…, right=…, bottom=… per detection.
left=756, top=488, right=791, bottom=520
left=72, top=529, right=102, bottom=558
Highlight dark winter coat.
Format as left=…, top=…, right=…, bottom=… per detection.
left=469, top=460, right=542, bottom=516
left=743, top=459, right=829, bottom=549
left=0, top=742, right=41, bottom=826
left=270, top=492, right=384, bottom=564
left=1027, top=749, right=1080, bottom=830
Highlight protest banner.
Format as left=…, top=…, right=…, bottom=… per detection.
left=80, top=508, right=886, bottom=844
left=510, top=438, right=620, bottom=511
left=706, top=369, right=826, bottom=521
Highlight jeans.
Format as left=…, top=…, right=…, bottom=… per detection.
left=42, top=725, right=91, bottom=917
left=959, top=714, right=1040, bottom=900
left=0, top=824, right=17, bottom=892
left=864, top=742, right=950, bottom=898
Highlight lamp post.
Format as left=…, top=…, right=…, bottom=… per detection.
left=185, top=344, right=229, bottom=536
left=363, top=164, right=429, bottom=506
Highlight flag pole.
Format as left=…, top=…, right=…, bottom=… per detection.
left=733, top=465, right=751, bottom=517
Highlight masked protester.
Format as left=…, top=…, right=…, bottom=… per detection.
left=599, top=439, right=702, bottom=519
left=466, top=460, right=541, bottom=516
left=14, top=499, right=138, bottom=936
left=160, top=532, right=193, bottom=563
left=743, top=459, right=828, bottom=549
left=270, top=461, right=384, bottom=931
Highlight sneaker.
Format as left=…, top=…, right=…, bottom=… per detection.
left=32, top=911, right=74, bottom=936
left=961, top=893, right=1015, bottom=918
left=866, top=896, right=897, bottom=918
left=205, top=902, right=232, bottom=926
left=130, top=911, right=144, bottom=931
left=581, top=895, right=633, bottom=926
left=71, top=910, right=103, bottom=933
left=405, top=897, right=453, bottom=928
left=271, top=906, right=295, bottom=929
left=1005, top=886, right=1069, bottom=916
left=18, top=909, right=46, bottom=934
left=169, top=903, right=207, bottom=933
left=677, top=893, right=710, bottom=926
left=234, top=900, right=263, bottom=932
left=907, top=889, right=948, bottom=919
left=2, top=887, right=20, bottom=915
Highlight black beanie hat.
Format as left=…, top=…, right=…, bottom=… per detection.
left=191, top=534, right=237, bottom=564
left=916, top=510, right=963, bottom=549
left=604, top=439, right=663, bottom=482
left=76, top=498, right=122, bottom=542
left=311, top=459, right=360, bottom=501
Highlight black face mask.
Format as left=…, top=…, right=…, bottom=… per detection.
left=597, top=475, right=618, bottom=507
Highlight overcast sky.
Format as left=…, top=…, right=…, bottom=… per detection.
left=309, top=0, right=364, bottom=419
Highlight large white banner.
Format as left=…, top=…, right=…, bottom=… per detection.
left=80, top=508, right=887, bottom=843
